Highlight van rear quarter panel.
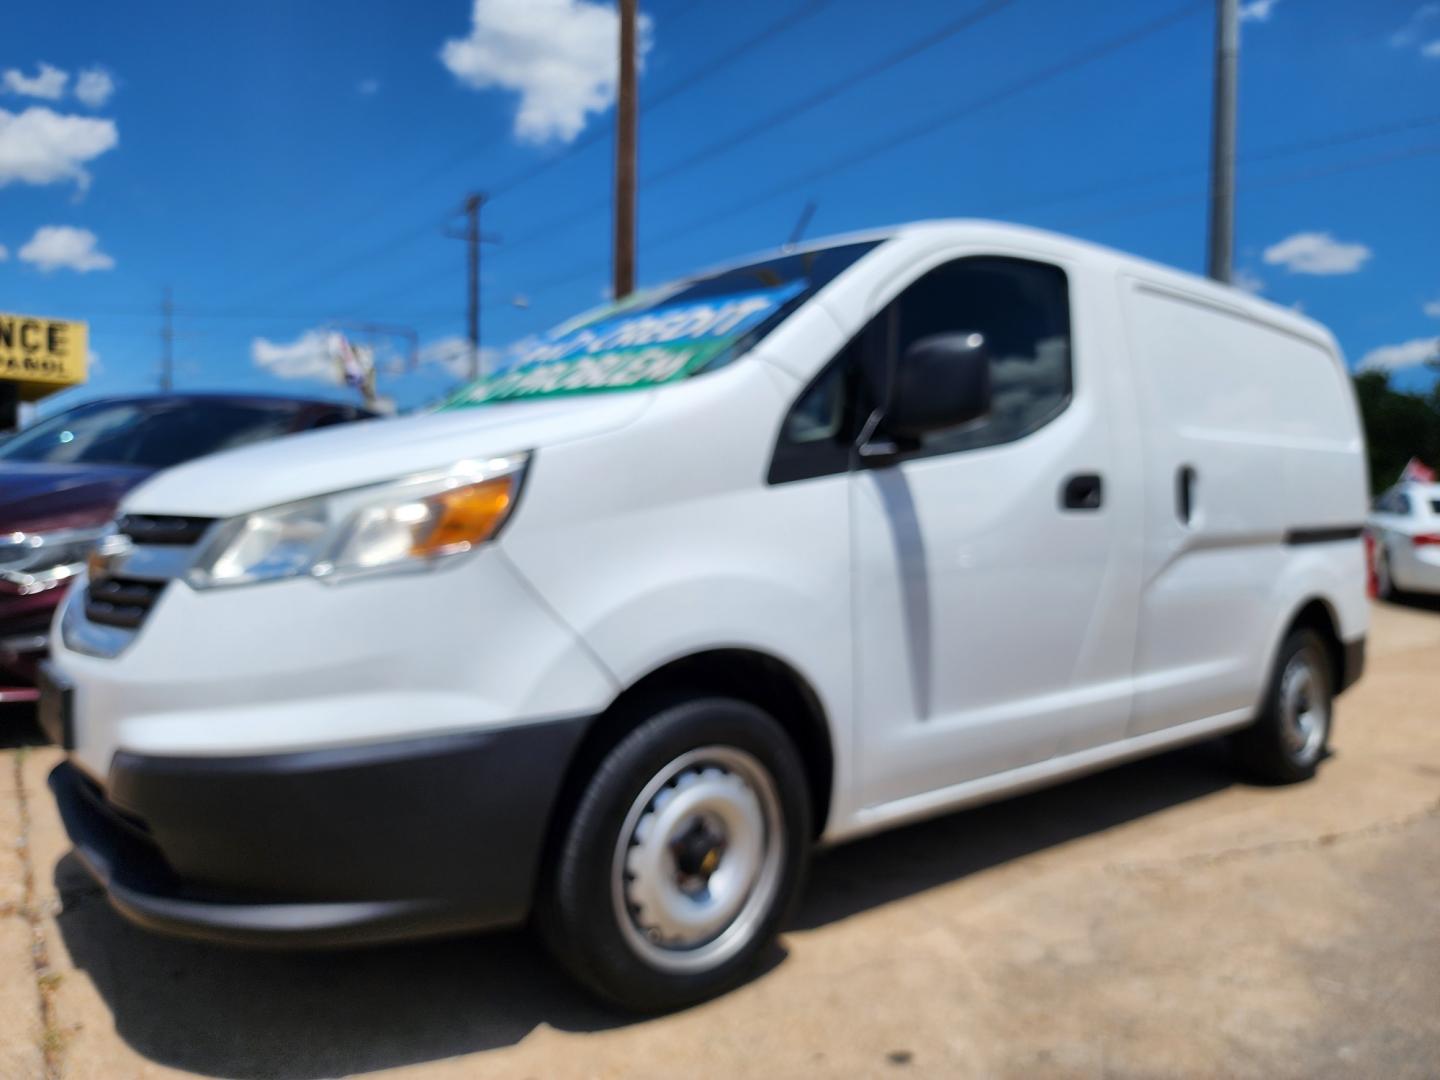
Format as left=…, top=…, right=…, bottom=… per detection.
left=1122, top=276, right=1367, bottom=731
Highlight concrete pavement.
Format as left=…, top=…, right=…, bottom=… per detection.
left=2, top=599, right=1438, bottom=1078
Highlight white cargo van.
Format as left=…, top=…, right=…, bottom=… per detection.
left=41, top=221, right=1368, bottom=1010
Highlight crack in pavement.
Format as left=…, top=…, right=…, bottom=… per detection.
left=1103, top=797, right=1440, bottom=879
left=12, top=750, right=66, bottom=1080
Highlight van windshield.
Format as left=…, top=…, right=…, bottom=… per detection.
left=444, top=239, right=883, bottom=408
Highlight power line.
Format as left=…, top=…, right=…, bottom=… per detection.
left=498, top=0, right=1020, bottom=253
left=332, top=0, right=1024, bottom=316
left=66, top=108, right=1440, bottom=334
left=485, top=0, right=841, bottom=202
left=226, top=0, right=842, bottom=313
left=362, top=104, right=1440, bottom=324
left=509, top=1, right=1209, bottom=302
left=1068, top=139, right=1440, bottom=228
left=79, top=137, right=1440, bottom=388
left=228, top=208, right=458, bottom=313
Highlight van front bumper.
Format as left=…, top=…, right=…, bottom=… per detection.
left=48, top=718, right=587, bottom=947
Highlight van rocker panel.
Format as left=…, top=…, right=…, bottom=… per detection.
left=49, top=718, right=588, bottom=946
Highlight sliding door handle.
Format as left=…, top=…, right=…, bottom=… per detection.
left=1176, top=465, right=1197, bottom=525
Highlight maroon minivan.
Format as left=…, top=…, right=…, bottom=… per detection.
left=1, top=393, right=373, bottom=701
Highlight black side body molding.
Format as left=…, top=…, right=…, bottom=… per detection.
left=1284, top=526, right=1365, bottom=546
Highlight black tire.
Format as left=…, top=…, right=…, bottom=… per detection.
left=537, top=697, right=811, bottom=1012
left=1375, top=544, right=1397, bottom=601
left=1232, top=627, right=1333, bottom=784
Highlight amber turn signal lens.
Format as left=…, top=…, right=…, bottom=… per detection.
left=412, top=477, right=516, bottom=556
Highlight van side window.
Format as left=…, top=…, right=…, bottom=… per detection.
left=768, top=256, right=1072, bottom=484
left=768, top=330, right=877, bottom=484
left=894, top=257, right=1072, bottom=457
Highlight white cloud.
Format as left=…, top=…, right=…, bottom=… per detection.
left=253, top=328, right=408, bottom=386
left=1424, top=39, right=1440, bottom=57
left=0, top=244, right=7, bottom=261
left=440, top=0, right=652, bottom=144
left=1425, top=298, right=1440, bottom=318
left=257, top=329, right=511, bottom=387
left=3, top=62, right=69, bottom=101
left=1391, top=4, right=1440, bottom=51
left=1359, top=337, right=1440, bottom=373
left=252, top=329, right=341, bottom=385
left=74, top=68, right=116, bottom=108
left=357, top=78, right=380, bottom=96
left=17, top=226, right=115, bottom=273
left=1232, top=267, right=1265, bottom=294
left=0, top=106, right=118, bottom=191
left=1262, top=231, right=1372, bottom=275
left=419, top=335, right=501, bottom=378
left=1240, top=0, right=1280, bottom=23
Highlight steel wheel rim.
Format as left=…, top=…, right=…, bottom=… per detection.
left=612, top=745, right=785, bottom=973
left=1279, top=647, right=1329, bottom=762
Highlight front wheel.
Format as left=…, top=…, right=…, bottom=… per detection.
left=1232, top=627, right=1333, bottom=783
left=538, top=697, right=811, bottom=1011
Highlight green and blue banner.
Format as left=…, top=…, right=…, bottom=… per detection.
left=444, top=283, right=803, bottom=407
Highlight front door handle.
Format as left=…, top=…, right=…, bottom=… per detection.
left=1061, top=473, right=1104, bottom=511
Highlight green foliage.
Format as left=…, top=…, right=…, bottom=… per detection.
left=1353, top=366, right=1440, bottom=493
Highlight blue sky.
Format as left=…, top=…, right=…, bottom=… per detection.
left=3, top=0, right=1439, bottom=413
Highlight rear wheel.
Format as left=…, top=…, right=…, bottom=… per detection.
left=1232, top=627, right=1333, bottom=783
left=538, top=697, right=810, bottom=1011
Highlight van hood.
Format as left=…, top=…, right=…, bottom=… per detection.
left=123, top=392, right=652, bottom=518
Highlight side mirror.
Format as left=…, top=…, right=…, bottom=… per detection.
left=886, top=332, right=991, bottom=440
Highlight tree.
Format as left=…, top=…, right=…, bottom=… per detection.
left=1353, top=368, right=1440, bottom=493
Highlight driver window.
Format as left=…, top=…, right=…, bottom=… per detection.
left=768, top=255, right=1073, bottom=483
left=894, top=256, right=1072, bottom=457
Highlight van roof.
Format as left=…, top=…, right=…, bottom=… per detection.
left=689, top=218, right=1338, bottom=352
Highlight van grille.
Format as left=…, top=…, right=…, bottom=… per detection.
left=80, top=514, right=214, bottom=633
left=85, top=577, right=167, bottom=629
left=114, top=514, right=213, bottom=546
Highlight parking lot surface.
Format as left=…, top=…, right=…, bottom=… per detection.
left=2, top=599, right=1438, bottom=1079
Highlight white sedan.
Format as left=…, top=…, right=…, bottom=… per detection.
left=1368, top=482, right=1440, bottom=598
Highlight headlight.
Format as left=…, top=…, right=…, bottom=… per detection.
left=188, top=453, right=529, bottom=589
left=0, top=525, right=109, bottom=596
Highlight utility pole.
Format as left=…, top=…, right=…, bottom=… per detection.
left=160, top=286, right=174, bottom=391
left=446, top=194, right=499, bottom=382
left=1206, top=0, right=1238, bottom=284
left=613, top=0, right=638, bottom=300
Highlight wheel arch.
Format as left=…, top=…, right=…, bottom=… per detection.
left=537, top=647, right=836, bottom=903
left=1282, top=595, right=1347, bottom=692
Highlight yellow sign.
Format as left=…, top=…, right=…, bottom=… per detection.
left=0, top=313, right=89, bottom=401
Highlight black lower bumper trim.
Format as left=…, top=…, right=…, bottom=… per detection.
left=49, top=717, right=589, bottom=947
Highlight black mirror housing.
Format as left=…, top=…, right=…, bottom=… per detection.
left=886, top=332, right=992, bottom=440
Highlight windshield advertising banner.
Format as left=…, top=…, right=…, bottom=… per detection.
left=444, top=283, right=804, bottom=407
